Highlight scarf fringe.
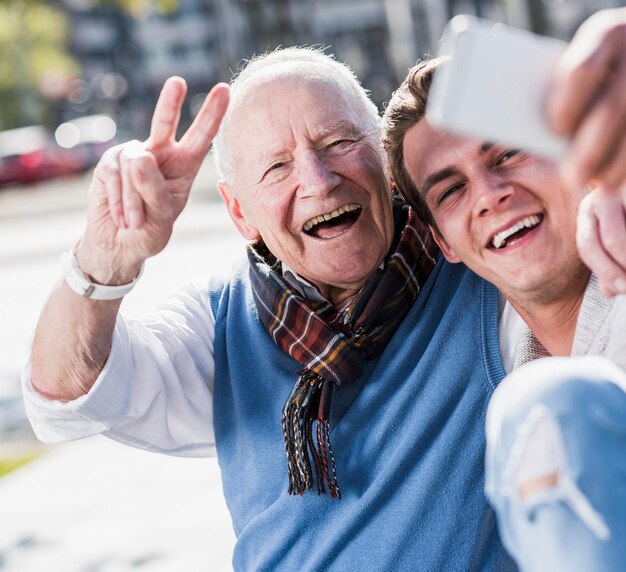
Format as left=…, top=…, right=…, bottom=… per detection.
left=282, top=372, right=341, bottom=499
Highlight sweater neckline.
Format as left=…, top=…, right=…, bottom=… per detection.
left=480, top=279, right=506, bottom=391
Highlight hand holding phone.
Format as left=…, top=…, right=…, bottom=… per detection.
left=426, top=15, right=568, bottom=161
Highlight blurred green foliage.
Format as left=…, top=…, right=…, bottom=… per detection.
left=103, top=0, right=179, bottom=15
left=0, top=1, right=77, bottom=130
left=0, top=454, right=38, bottom=478
left=0, top=0, right=179, bottom=130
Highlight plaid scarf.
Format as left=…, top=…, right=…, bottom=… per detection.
left=247, top=204, right=438, bottom=498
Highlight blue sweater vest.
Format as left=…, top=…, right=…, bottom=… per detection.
left=210, top=257, right=516, bottom=572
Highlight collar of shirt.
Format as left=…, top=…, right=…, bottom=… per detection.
left=281, top=263, right=326, bottom=303
left=281, top=261, right=387, bottom=312
left=498, top=292, right=527, bottom=374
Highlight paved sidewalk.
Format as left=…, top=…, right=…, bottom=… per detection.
left=0, top=436, right=235, bottom=571
left=1, top=162, right=239, bottom=571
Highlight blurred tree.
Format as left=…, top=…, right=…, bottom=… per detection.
left=101, top=0, right=179, bottom=16
left=0, top=0, right=178, bottom=131
left=0, top=0, right=77, bottom=130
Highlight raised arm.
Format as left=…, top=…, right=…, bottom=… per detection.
left=547, top=8, right=626, bottom=295
left=30, top=77, right=229, bottom=401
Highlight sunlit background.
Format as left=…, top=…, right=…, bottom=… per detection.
left=1, top=0, right=625, bottom=570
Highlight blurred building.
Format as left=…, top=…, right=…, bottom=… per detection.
left=52, top=0, right=626, bottom=137
left=55, top=1, right=135, bottom=134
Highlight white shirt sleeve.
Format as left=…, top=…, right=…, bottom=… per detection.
left=22, top=281, right=217, bottom=458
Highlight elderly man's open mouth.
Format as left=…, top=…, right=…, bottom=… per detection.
left=302, top=203, right=363, bottom=239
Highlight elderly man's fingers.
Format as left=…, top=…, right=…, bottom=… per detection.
left=92, top=145, right=125, bottom=228
left=547, top=11, right=625, bottom=137
left=120, top=141, right=148, bottom=229
left=129, top=153, right=172, bottom=224
left=147, top=76, right=188, bottom=150
left=179, top=83, right=230, bottom=159
left=103, top=161, right=125, bottom=229
left=577, top=192, right=626, bottom=295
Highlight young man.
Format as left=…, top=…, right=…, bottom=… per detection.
left=381, top=9, right=626, bottom=571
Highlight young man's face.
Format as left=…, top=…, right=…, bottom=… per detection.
left=403, top=119, right=587, bottom=303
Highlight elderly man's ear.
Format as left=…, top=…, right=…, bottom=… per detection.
left=429, top=225, right=462, bottom=263
left=217, top=180, right=261, bottom=241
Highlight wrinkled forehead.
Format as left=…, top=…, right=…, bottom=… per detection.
left=232, top=60, right=356, bottom=108
left=228, top=62, right=369, bottom=138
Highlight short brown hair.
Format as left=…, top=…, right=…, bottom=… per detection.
left=382, top=57, right=444, bottom=230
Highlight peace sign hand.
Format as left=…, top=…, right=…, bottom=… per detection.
left=76, top=77, right=230, bottom=285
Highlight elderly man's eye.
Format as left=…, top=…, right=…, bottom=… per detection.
left=263, top=162, right=286, bottom=179
left=326, top=139, right=353, bottom=150
left=261, top=161, right=289, bottom=182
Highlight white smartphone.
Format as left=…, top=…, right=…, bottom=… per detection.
left=426, top=15, right=569, bottom=161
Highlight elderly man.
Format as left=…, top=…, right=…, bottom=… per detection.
left=381, top=9, right=626, bottom=571
left=23, top=48, right=516, bottom=570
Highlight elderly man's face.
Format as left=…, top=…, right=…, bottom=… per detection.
left=219, top=70, right=395, bottom=297
left=403, top=119, right=586, bottom=304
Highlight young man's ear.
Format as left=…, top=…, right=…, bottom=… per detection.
left=429, top=225, right=462, bottom=263
left=217, top=180, right=260, bottom=241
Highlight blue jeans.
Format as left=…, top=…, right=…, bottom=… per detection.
left=485, top=356, right=626, bottom=572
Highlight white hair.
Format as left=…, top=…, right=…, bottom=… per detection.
left=211, top=46, right=381, bottom=183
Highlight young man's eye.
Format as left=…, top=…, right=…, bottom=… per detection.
left=495, top=148, right=521, bottom=165
left=437, top=183, right=464, bottom=205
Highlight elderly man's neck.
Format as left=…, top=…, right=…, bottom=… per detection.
left=312, top=278, right=367, bottom=309
left=506, top=266, right=591, bottom=357
left=282, top=263, right=378, bottom=309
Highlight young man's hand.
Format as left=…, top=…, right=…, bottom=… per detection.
left=577, top=187, right=626, bottom=296
left=548, top=9, right=626, bottom=294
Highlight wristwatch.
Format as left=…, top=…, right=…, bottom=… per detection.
left=60, top=250, right=144, bottom=301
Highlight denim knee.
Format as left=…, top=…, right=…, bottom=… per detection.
left=485, top=356, right=626, bottom=571
left=488, top=356, right=626, bottom=440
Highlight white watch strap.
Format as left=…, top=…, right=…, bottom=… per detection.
left=60, top=251, right=144, bottom=301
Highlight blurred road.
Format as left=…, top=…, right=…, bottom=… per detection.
left=0, top=437, right=235, bottom=572
left=0, top=161, right=243, bottom=571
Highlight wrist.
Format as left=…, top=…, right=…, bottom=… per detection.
left=74, top=243, right=144, bottom=286
left=61, top=248, right=144, bottom=301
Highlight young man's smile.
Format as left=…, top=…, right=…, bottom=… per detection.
left=487, top=213, right=543, bottom=250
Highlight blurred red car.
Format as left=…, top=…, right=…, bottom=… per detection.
left=0, top=116, right=118, bottom=188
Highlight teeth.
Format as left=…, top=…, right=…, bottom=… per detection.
left=303, top=203, right=361, bottom=232
left=491, top=215, right=541, bottom=249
